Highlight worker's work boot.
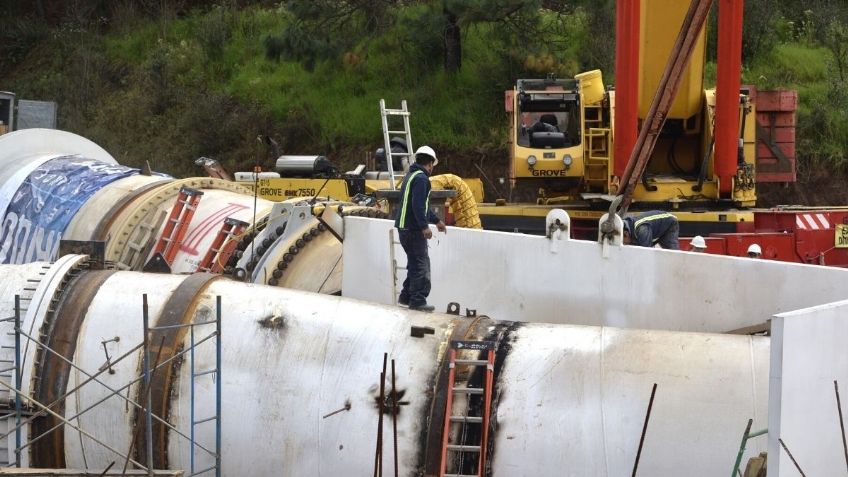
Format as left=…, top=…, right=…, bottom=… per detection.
left=409, top=304, right=435, bottom=312
left=398, top=295, right=409, bottom=307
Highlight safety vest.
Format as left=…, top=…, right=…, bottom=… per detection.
left=633, top=212, right=676, bottom=229
left=633, top=212, right=677, bottom=244
left=398, top=170, right=430, bottom=228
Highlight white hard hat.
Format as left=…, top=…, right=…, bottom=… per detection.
left=747, top=243, right=762, bottom=255
left=691, top=235, right=706, bottom=249
left=415, top=145, right=438, bottom=166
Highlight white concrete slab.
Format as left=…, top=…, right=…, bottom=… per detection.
left=769, top=299, right=848, bottom=477
left=342, top=217, right=848, bottom=333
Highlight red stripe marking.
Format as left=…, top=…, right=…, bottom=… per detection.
left=181, top=203, right=249, bottom=254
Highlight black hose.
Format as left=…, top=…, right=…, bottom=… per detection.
left=694, top=136, right=714, bottom=192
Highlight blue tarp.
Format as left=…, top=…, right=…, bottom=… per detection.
left=0, top=155, right=139, bottom=264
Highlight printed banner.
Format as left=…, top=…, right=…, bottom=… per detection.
left=0, top=155, right=138, bottom=264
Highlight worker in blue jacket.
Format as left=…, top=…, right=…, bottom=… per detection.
left=395, top=145, right=446, bottom=312
left=622, top=211, right=680, bottom=250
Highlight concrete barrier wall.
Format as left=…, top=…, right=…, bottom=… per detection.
left=769, top=300, right=848, bottom=477
left=343, top=217, right=848, bottom=333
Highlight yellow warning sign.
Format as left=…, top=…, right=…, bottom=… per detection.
left=836, top=224, right=848, bottom=248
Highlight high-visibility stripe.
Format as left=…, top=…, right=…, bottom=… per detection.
left=803, top=214, right=819, bottom=230
left=633, top=212, right=676, bottom=229
left=816, top=213, right=831, bottom=229
left=398, top=170, right=424, bottom=228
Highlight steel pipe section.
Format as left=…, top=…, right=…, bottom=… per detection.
left=0, top=129, right=345, bottom=292
left=0, top=259, right=768, bottom=475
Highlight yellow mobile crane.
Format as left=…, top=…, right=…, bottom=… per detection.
left=480, top=0, right=766, bottom=236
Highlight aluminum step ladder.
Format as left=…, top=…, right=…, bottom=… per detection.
left=379, top=99, right=414, bottom=190
left=197, top=217, right=249, bottom=273
left=439, top=341, right=496, bottom=477
left=151, top=186, right=204, bottom=266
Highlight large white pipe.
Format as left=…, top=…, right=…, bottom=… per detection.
left=0, top=129, right=345, bottom=292
left=0, top=259, right=769, bottom=475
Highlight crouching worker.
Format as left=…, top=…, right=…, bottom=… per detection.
left=395, top=145, right=446, bottom=312
left=623, top=211, right=680, bottom=250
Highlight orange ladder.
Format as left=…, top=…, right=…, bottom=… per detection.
left=439, top=340, right=495, bottom=477
left=197, top=217, right=249, bottom=273
left=152, top=186, right=204, bottom=266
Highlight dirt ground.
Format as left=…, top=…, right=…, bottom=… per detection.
left=757, top=161, right=848, bottom=207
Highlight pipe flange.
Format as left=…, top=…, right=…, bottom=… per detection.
left=224, top=215, right=270, bottom=276
left=263, top=205, right=386, bottom=287
left=265, top=224, right=327, bottom=286
left=28, top=256, right=118, bottom=467
left=30, top=256, right=114, bottom=398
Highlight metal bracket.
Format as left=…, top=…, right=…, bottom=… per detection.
left=142, top=252, right=172, bottom=274
left=598, top=195, right=624, bottom=250
left=545, top=209, right=571, bottom=240
left=59, top=240, right=106, bottom=270
left=314, top=204, right=345, bottom=243
left=410, top=326, right=436, bottom=338
left=99, top=336, right=120, bottom=375
left=445, top=302, right=460, bottom=315
left=756, top=118, right=792, bottom=173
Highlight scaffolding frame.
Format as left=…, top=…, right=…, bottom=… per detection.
left=0, top=293, right=223, bottom=476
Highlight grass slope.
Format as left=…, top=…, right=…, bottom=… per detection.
left=5, top=5, right=847, bottom=184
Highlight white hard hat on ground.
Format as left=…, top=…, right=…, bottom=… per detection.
left=691, top=235, right=706, bottom=249
left=747, top=243, right=762, bottom=256
left=415, top=145, right=438, bottom=166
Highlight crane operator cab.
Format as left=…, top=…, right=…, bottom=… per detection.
left=508, top=76, right=596, bottom=202
left=516, top=79, right=580, bottom=150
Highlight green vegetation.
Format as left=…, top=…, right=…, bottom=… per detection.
left=2, top=1, right=848, bottom=179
